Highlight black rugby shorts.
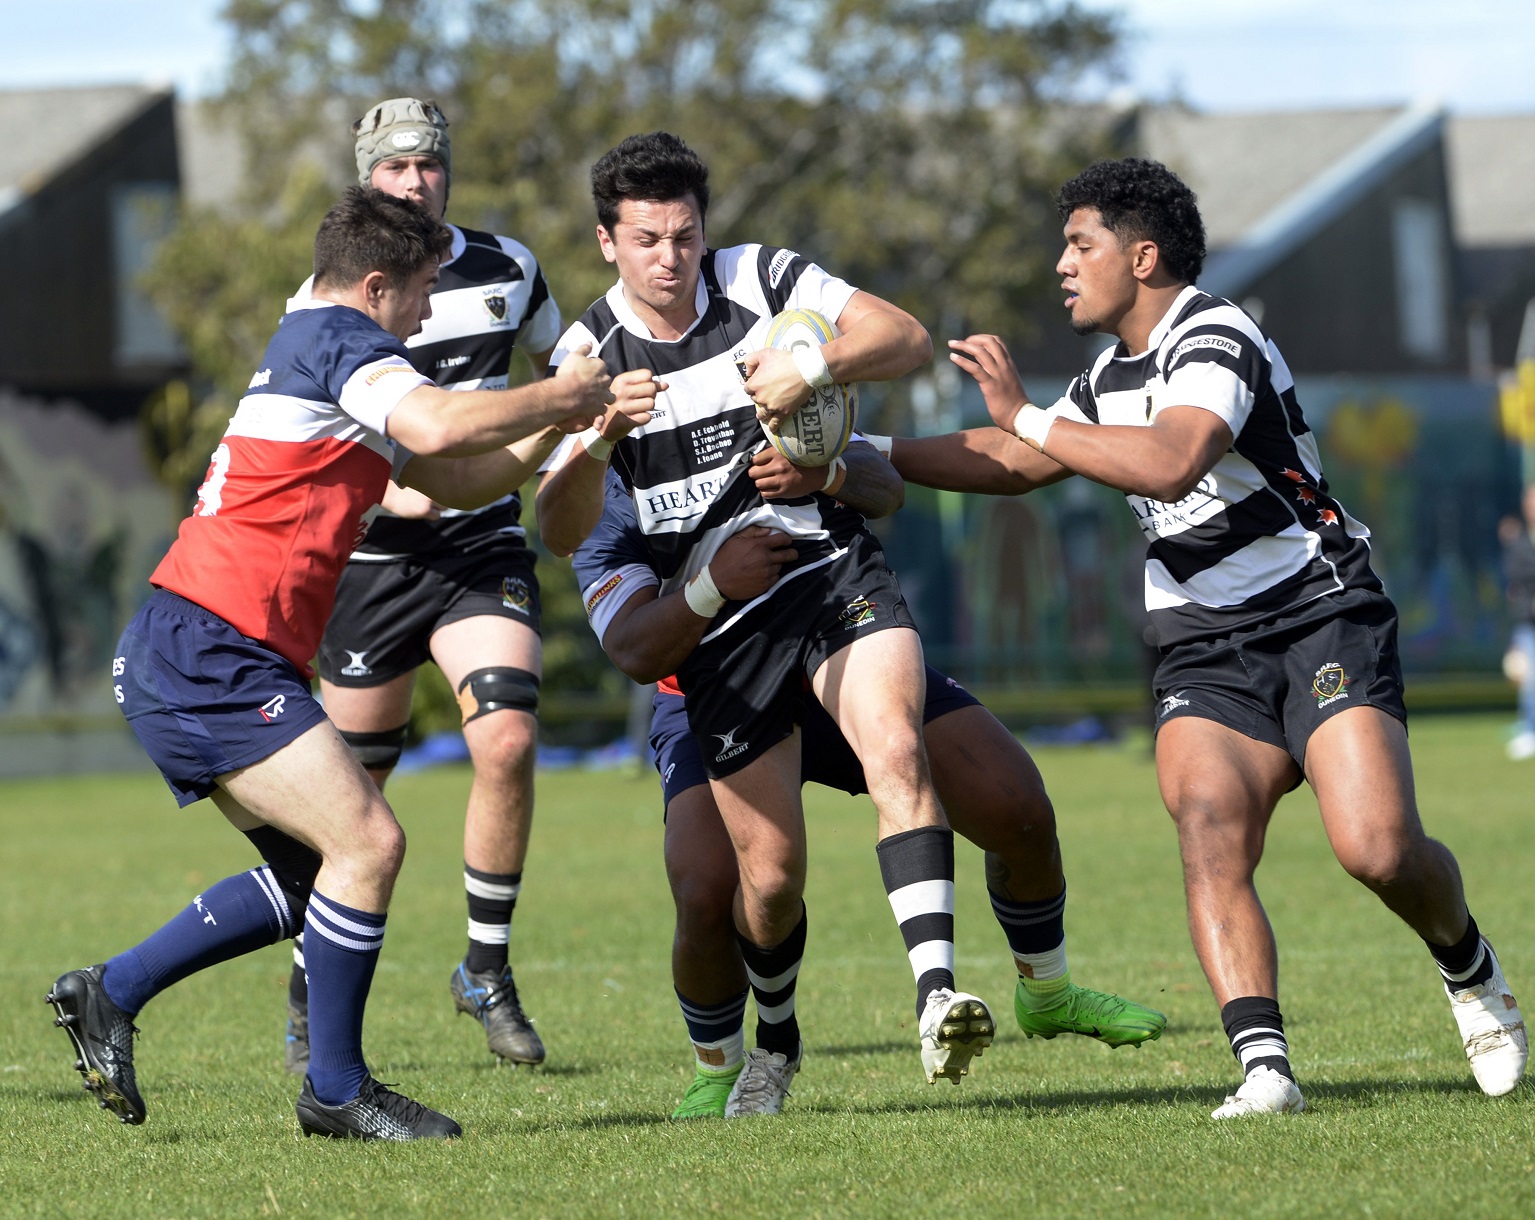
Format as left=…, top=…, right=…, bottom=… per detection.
left=678, top=532, right=918, bottom=780
left=1152, top=588, right=1406, bottom=772
left=316, top=542, right=540, bottom=687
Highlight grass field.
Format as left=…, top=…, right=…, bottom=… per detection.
left=3, top=713, right=1532, bottom=1217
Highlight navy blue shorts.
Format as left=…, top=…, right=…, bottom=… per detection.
left=650, top=664, right=981, bottom=808
left=115, top=590, right=329, bottom=806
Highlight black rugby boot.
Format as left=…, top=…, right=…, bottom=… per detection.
left=295, top=1075, right=462, bottom=1141
left=47, top=965, right=146, bottom=1125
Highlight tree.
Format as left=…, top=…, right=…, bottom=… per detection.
left=148, top=0, right=1121, bottom=721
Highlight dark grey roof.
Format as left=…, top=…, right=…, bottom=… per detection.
left=0, top=85, right=170, bottom=216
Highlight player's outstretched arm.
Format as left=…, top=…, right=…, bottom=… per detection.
left=601, top=527, right=798, bottom=683
left=386, top=345, right=610, bottom=458
left=743, top=291, right=932, bottom=426
left=888, top=428, right=1071, bottom=496
left=950, top=332, right=1233, bottom=502
left=399, top=425, right=568, bottom=511
left=748, top=440, right=904, bottom=518
left=536, top=369, right=664, bottom=557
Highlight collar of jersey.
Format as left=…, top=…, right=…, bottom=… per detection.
left=605, top=271, right=710, bottom=344
left=1137, top=283, right=1207, bottom=356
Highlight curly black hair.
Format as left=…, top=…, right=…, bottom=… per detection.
left=313, top=186, right=452, bottom=291
left=591, top=132, right=711, bottom=232
left=1056, top=158, right=1206, bottom=284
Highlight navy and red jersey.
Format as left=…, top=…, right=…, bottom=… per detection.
left=149, top=302, right=429, bottom=674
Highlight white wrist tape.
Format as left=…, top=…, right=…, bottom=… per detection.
left=822, top=456, right=847, bottom=494
left=580, top=428, right=614, bottom=461
left=860, top=433, right=894, bottom=458
left=683, top=565, right=727, bottom=618
left=791, top=343, right=834, bottom=390
left=1011, top=405, right=1056, bottom=452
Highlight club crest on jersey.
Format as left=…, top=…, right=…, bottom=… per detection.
left=714, top=727, right=749, bottom=763
left=482, top=290, right=508, bottom=323
left=501, top=577, right=533, bottom=614
left=1313, top=662, right=1350, bottom=708
left=258, top=695, right=287, bottom=722
left=839, top=596, right=877, bottom=630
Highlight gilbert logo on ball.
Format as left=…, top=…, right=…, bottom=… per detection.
left=762, top=308, right=857, bottom=467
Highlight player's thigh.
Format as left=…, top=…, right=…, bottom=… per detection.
left=430, top=614, right=543, bottom=690
left=924, top=704, right=1052, bottom=852
left=319, top=672, right=416, bottom=734
left=709, top=732, right=807, bottom=880
left=1155, top=716, right=1295, bottom=858
left=810, top=625, right=927, bottom=761
left=1303, top=704, right=1425, bottom=869
left=664, top=783, right=740, bottom=916
left=213, top=718, right=400, bottom=862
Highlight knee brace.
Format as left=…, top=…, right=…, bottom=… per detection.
left=457, top=666, right=540, bottom=725
left=338, top=724, right=409, bottom=770
left=243, top=826, right=322, bottom=932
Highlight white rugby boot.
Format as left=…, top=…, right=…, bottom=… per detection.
left=1211, top=1066, right=1306, bottom=1119
left=918, top=988, right=994, bottom=1084
left=724, top=1045, right=801, bottom=1117
left=1446, top=944, right=1528, bottom=1097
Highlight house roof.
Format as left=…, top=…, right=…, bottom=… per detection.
left=0, top=85, right=172, bottom=218
left=1445, top=114, right=1535, bottom=247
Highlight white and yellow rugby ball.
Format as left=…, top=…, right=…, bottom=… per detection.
left=761, top=308, right=857, bottom=467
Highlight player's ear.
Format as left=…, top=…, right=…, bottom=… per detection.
left=597, top=224, right=618, bottom=264
left=361, top=269, right=390, bottom=306
left=1132, top=239, right=1160, bottom=283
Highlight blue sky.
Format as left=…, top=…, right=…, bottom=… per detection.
left=3, top=0, right=1533, bottom=113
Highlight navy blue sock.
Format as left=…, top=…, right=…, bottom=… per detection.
left=303, top=890, right=386, bottom=1106
left=989, top=885, right=1067, bottom=957
left=101, top=868, right=299, bottom=1015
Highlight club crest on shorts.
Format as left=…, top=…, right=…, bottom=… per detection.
left=839, top=596, right=876, bottom=630
left=482, top=290, right=508, bottom=322
left=1313, top=662, right=1350, bottom=708
left=501, top=577, right=532, bottom=614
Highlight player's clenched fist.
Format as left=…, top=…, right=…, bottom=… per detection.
left=550, top=342, right=613, bottom=431
left=602, top=369, right=667, bottom=438
left=709, top=525, right=798, bottom=602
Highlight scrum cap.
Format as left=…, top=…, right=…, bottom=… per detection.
left=353, top=97, right=451, bottom=187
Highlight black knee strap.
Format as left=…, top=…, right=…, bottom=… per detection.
left=457, top=666, right=540, bottom=725
left=338, top=724, right=409, bottom=770
left=244, top=826, right=321, bottom=931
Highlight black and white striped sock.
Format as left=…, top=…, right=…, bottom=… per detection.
left=876, top=825, right=956, bottom=1014
left=465, top=864, right=520, bottom=974
left=1221, top=995, right=1294, bottom=1081
left=738, top=904, right=807, bottom=1059
left=1426, top=914, right=1493, bottom=991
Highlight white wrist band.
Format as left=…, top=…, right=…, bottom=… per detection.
left=1011, top=405, right=1055, bottom=452
left=861, top=433, right=893, bottom=458
left=683, top=565, right=727, bottom=618
left=791, top=344, right=834, bottom=390
left=822, top=456, right=847, bottom=494
left=580, top=428, right=614, bottom=461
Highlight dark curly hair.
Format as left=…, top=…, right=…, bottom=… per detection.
left=1056, top=158, right=1206, bottom=284
left=591, top=132, right=711, bottom=232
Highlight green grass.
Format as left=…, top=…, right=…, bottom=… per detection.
left=3, top=714, right=1532, bottom=1217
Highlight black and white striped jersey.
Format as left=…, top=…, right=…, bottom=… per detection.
left=291, top=223, right=560, bottom=558
left=550, top=244, right=866, bottom=604
left=1045, top=285, right=1380, bottom=647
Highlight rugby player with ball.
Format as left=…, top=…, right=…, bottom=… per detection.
left=538, top=131, right=997, bottom=1095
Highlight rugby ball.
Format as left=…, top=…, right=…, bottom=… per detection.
left=760, top=308, right=857, bottom=467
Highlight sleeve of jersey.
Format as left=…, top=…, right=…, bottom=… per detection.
left=769, top=247, right=858, bottom=324
left=548, top=318, right=600, bottom=376
left=1048, top=371, right=1097, bottom=425
left=572, top=493, right=661, bottom=643
left=518, top=266, right=563, bottom=355
left=1161, top=324, right=1263, bottom=433
left=336, top=354, right=433, bottom=434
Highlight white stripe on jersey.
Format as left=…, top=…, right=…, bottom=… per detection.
left=1145, top=528, right=1319, bottom=611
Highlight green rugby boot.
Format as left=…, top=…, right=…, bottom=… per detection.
left=670, top=1062, right=744, bottom=1119
left=1014, top=980, right=1166, bottom=1048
